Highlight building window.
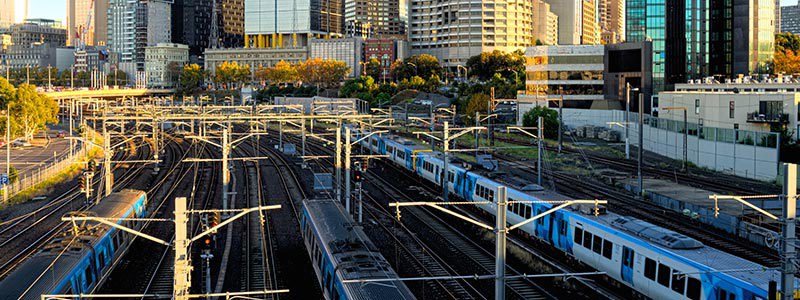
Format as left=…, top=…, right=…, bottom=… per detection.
left=695, top=99, right=700, bottom=114
left=729, top=101, right=734, bottom=119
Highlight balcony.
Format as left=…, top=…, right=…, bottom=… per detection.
left=746, top=112, right=789, bottom=123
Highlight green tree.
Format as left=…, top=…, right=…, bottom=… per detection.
left=390, top=54, right=442, bottom=81
left=255, top=60, right=299, bottom=86
left=522, top=106, right=559, bottom=138
left=179, top=64, right=206, bottom=96
left=0, top=76, right=15, bottom=109
left=106, top=70, right=129, bottom=87
left=9, top=84, right=59, bottom=140
left=398, top=75, right=426, bottom=91
left=365, top=58, right=382, bottom=80
left=465, top=93, right=490, bottom=125
left=339, top=76, right=377, bottom=98
left=214, top=61, right=250, bottom=89
left=465, top=50, right=525, bottom=82
left=425, top=74, right=442, bottom=93
left=776, top=32, right=800, bottom=53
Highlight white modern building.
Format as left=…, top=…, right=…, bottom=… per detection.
left=108, top=0, right=137, bottom=67
left=309, top=37, right=363, bottom=78
left=409, top=0, right=539, bottom=69
left=244, top=0, right=343, bottom=49
left=658, top=78, right=800, bottom=141
left=145, top=43, right=188, bottom=88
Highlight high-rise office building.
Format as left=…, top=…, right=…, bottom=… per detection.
left=135, top=0, right=172, bottom=70
left=532, top=0, right=559, bottom=45
left=67, top=0, right=108, bottom=47
left=547, top=0, right=582, bottom=45
left=409, top=0, right=536, bottom=68
left=781, top=3, right=800, bottom=34
left=627, top=0, right=708, bottom=92
left=244, top=0, right=344, bottom=49
left=344, top=0, right=406, bottom=39
left=221, top=0, right=245, bottom=47
left=108, top=0, right=139, bottom=74
left=171, top=0, right=211, bottom=57
left=599, top=0, right=624, bottom=43
left=710, top=0, right=774, bottom=76
left=0, top=0, right=13, bottom=28
left=581, top=0, right=599, bottom=44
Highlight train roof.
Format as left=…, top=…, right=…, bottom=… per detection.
left=0, top=190, right=146, bottom=300
left=528, top=188, right=792, bottom=293
left=303, top=199, right=416, bottom=300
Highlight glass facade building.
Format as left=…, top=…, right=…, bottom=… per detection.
left=626, top=0, right=667, bottom=92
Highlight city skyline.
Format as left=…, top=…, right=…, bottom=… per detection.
left=13, top=0, right=800, bottom=25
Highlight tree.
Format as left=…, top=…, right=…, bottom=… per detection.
left=255, top=60, right=299, bottom=86
left=339, top=76, right=377, bottom=98
left=0, top=76, right=14, bottom=109
left=775, top=49, right=800, bottom=74
left=296, top=58, right=350, bottom=89
left=365, top=58, right=382, bottom=80
left=425, top=74, right=442, bottom=93
left=398, top=76, right=426, bottom=91
left=166, top=62, right=184, bottom=87
left=106, top=70, right=129, bottom=87
left=465, top=50, right=525, bottom=81
left=522, top=106, right=559, bottom=138
left=465, top=93, right=490, bottom=125
left=9, top=84, right=59, bottom=140
left=776, top=32, right=800, bottom=53
left=390, top=54, right=443, bottom=81
left=213, top=61, right=250, bottom=89
left=179, top=64, right=206, bottom=96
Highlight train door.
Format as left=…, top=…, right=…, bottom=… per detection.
left=552, top=214, right=569, bottom=250
left=621, top=246, right=634, bottom=285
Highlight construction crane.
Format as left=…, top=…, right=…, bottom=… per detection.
left=75, top=0, right=95, bottom=51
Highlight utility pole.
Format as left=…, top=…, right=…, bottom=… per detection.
left=174, top=196, right=192, bottom=300
left=637, top=94, right=644, bottom=196
left=558, top=95, right=563, bottom=153
left=475, top=111, right=480, bottom=157
left=488, top=87, right=495, bottom=147
left=335, top=120, right=342, bottom=204
left=495, top=186, right=507, bottom=300
left=781, top=163, right=797, bottom=300
left=345, top=127, right=352, bottom=213
left=103, top=124, right=113, bottom=197
left=538, top=117, right=543, bottom=186
left=625, top=83, right=631, bottom=159
left=430, top=104, right=435, bottom=151
left=222, top=128, right=230, bottom=213
left=442, top=122, right=450, bottom=202
left=152, top=118, right=160, bottom=173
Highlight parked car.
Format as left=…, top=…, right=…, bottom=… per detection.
left=56, top=131, right=66, bottom=138
left=12, top=140, right=32, bottom=147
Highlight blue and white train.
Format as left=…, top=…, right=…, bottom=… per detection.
left=356, top=129, right=792, bottom=300
left=0, top=189, right=147, bottom=300
left=300, top=198, right=417, bottom=300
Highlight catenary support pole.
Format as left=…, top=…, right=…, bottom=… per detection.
left=475, top=111, right=480, bottom=157
left=637, top=94, right=644, bottom=196
left=558, top=95, right=563, bottom=153
left=781, top=163, right=797, bottom=300
left=443, top=122, right=450, bottom=203
left=174, top=196, right=192, bottom=300
left=682, top=109, right=687, bottom=171
left=335, top=120, right=342, bottom=204
left=152, top=119, right=160, bottom=173
left=103, top=124, right=112, bottom=197
left=537, top=117, right=543, bottom=186
left=495, top=186, right=507, bottom=300
left=345, top=127, right=352, bottom=213
left=625, top=83, right=630, bottom=159
left=222, top=128, right=230, bottom=214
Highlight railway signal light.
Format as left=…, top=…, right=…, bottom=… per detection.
left=354, top=170, right=363, bottom=182
left=209, top=211, right=221, bottom=234
left=79, top=174, right=86, bottom=192
left=87, top=160, right=96, bottom=171
left=202, top=236, right=213, bottom=250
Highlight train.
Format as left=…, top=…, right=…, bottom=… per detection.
left=355, top=127, right=791, bottom=300
left=0, top=189, right=147, bottom=300
left=300, top=198, right=417, bottom=300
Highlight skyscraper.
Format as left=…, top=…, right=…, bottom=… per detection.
left=532, top=0, right=559, bottom=45
left=782, top=3, right=800, bottom=34
left=0, top=0, right=14, bottom=28
left=627, top=0, right=708, bottom=91
left=244, top=0, right=344, bottom=49
left=710, top=0, right=774, bottom=76
left=409, top=0, right=536, bottom=68
left=67, top=0, right=109, bottom=47
left=547, top=0, right=583, bottom=45
left=599, top=0, right=625, bottom=43
left=135, top=0, right=172, bottom=70
left=344, top=0, right=406, bottom=39
left=221, top=0, right=244, bottom=47
left=109, top=0, right=139, bottom=74
left=581, top=0, right=599, bottom=44
left=172, top=0, right=211, bottom=57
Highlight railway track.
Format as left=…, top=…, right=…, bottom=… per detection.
left=0, top=136, right=155, bottom=279
left=291, top=131, right=566, bottom=300
left=491, top=151, right=782, bottom=268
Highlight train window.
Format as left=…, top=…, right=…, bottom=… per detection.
left=574, top=227, right=583, bottom=244
left=398, top=151, right=406, bottom=160
left=98, top=251, right=106, bottom=270
left=686, top=277, right=701, bottom=300
left=488, top=189, right=494, bottom=202
left=729, top=294, right=735, bottom=300
left=448, top=171, right=455, bottom=183
left=84, top=266, right=93, bottom=286
left=536, top=209, right=545, bottom=225
left=644, top=258, right=656, bottom=280
left=671, top=272, right=685, bottom=294
left=583, top=231, right=593, bottom=248
left=657, top=263, right=671, bottom=287
left=525, top=205, right=531, bottom=218
left=592, top=235, right=602, bottom=254
left=622, top=248, right=634, bottom=268
left=719, top=289, right=727, bottom=300
left=602, top=239, right=613, bottom=259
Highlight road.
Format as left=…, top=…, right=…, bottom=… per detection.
left=0, top=128, right=73, bottom=181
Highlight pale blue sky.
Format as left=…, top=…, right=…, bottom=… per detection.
left=16, top=0, right=800, bottom=23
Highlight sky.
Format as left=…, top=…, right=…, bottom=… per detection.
left=14, top=0, right=800, bottom=23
